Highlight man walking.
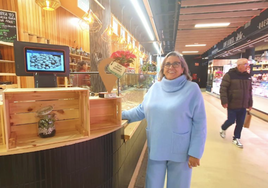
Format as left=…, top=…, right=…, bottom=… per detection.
left=219, top=58, right=253, bottom=148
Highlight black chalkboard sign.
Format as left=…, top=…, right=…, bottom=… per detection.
left=0, top=9, right=18, bottom=42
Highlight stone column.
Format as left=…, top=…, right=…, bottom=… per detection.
left=90, top=0, right=111, bottom=93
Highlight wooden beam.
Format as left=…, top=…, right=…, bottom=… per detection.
left=177, top=28, right=236, bottom=33
left=179, top=10, right=261, bottom=20
left=181, top=0, right=263, bottom=7
left=180, top=2, right=268, bottom=14
left=179, top=17, right=252, bottom=25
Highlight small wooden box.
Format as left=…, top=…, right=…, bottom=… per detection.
left=3, top=87, right=89, bottom=150
left=90, top=97, right=121, bottom=131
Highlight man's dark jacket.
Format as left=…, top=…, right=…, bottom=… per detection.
left=220, top=67, right=253, bottom=109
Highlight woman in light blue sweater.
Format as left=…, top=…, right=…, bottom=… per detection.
left=122, top=51, right=207, bottom=188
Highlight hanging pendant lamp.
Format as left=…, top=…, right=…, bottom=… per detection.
left=82, top=9, right=102, bottom=33
left=101, top=25, right=114, bottom=43
left=35, top=0, right=61, bottom=11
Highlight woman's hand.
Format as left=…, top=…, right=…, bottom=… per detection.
left=188, top=156, right=200, bottom=169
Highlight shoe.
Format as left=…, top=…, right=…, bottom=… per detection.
left=220, top=129, right=226, bottom=138
left=232, top=138, right=243, bottom=148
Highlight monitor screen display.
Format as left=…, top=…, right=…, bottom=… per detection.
left=14, top=41, right=70, bottom=77
left=25, top=47, right=66, bottom=73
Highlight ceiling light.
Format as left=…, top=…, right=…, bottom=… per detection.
left=153, top=42, right=161, bottom=54
left=101, top=25, right=114, bottom=42
left=94, top=0, right=105, bottom=10
left=130, top=0, right=154, bottom=40
left=35, top=0, right=61, bottom=11
left=185, top=44, right=206, bottom=47
left=195, top=23, right=230, bottom=28
left=182, top=51, right=199, bottom=53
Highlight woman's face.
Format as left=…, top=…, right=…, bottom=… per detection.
left=82, top=64, right=88, bottom=70
left=163, top=56, right=184, bottom=80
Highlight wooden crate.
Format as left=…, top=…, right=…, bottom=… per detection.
left=90, top=97, right=121, bottom=131
left=3, top=88, right=89, bottom=150
left=0, top=102, right=5, bottom=149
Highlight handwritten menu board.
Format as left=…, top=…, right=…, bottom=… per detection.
left=0, top=9, right=17, bottom=42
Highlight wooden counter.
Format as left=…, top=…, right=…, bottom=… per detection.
left=0, top=88, right=123, bottom=155
left=0, top=88, right=147, bottom=188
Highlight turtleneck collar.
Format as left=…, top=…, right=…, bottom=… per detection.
left=161, top=75, right=187, bottom=92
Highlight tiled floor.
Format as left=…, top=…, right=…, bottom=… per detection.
left=133, top=92, right=268, bottom=188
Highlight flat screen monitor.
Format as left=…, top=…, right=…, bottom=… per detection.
left=24, top=47, right=66, bottom=73
left=14, top=41, right=70, bottom=77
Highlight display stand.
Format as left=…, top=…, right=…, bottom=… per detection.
left=34, top=73, right=57, bottom=88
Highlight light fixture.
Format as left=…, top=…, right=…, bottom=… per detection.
left=185, top=44, right=206, bottom=47
left=133, top=47, right=139, bottom=55
left=101, top=25, right=114, bottom=43
left=182, top=51, right=199, bottom=53
left=153, top=42, right=161, bottom=54
left=94, top=0, right=105, bottom=10
left=118, top=36, right=126, bottom=44
left=126, top=42, right=133, bottom=50
left=78, top=19, right=89, bottom=31
left=82, top=10, right=95, bottom=24
left=130, top=0, right=154, bottom=40
left=35, top=0, right=61, bottom=11
left=195, top=23, right=230, bottom=28
left=82, top=9, right=102, bottom=33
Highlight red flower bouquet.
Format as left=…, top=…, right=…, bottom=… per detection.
left=110, top=50, right=137, bottom=67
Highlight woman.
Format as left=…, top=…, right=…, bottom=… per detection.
left=122, top=51, right=207, bottom=188
left=74, top=61, right=91, bottom=87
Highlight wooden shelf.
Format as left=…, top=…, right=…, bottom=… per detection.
left=82, top=56, right=90, bottom=60
left=58, top=84, right=73, bottom=87
left=0, top=84, right=18, bottom=89
left=0, top=73, right=16, bottom=76
left=69, top=53, right=81, bottom=58
left=69, top=53, right=90, bottom=61
left=0, top=41, right=13, bottom=47
left=15, top=130, right=85, bottom=149
left=0, top=60, right=15, bottom=63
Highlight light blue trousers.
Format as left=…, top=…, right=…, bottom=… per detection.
left=146, top=159, right=192, bottom=188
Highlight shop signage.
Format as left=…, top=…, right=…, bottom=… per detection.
left=211, top=47, right=219, bottom=55
left=257, top=17, right=268, bottom=30
left=208, top=8, right=268, bottom=57
left=0, top=9, right=17, bottom=42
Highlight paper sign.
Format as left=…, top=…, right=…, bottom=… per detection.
left=107, top=61, right=126, bottom=78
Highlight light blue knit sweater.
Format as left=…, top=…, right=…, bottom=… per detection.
left=122, top=75, right=207, bottom=162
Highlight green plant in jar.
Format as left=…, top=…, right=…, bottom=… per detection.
left=36, top=105, right=56, bottom=138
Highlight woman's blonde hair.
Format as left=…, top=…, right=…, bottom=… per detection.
left=158, top=51, right=192, bottom=81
